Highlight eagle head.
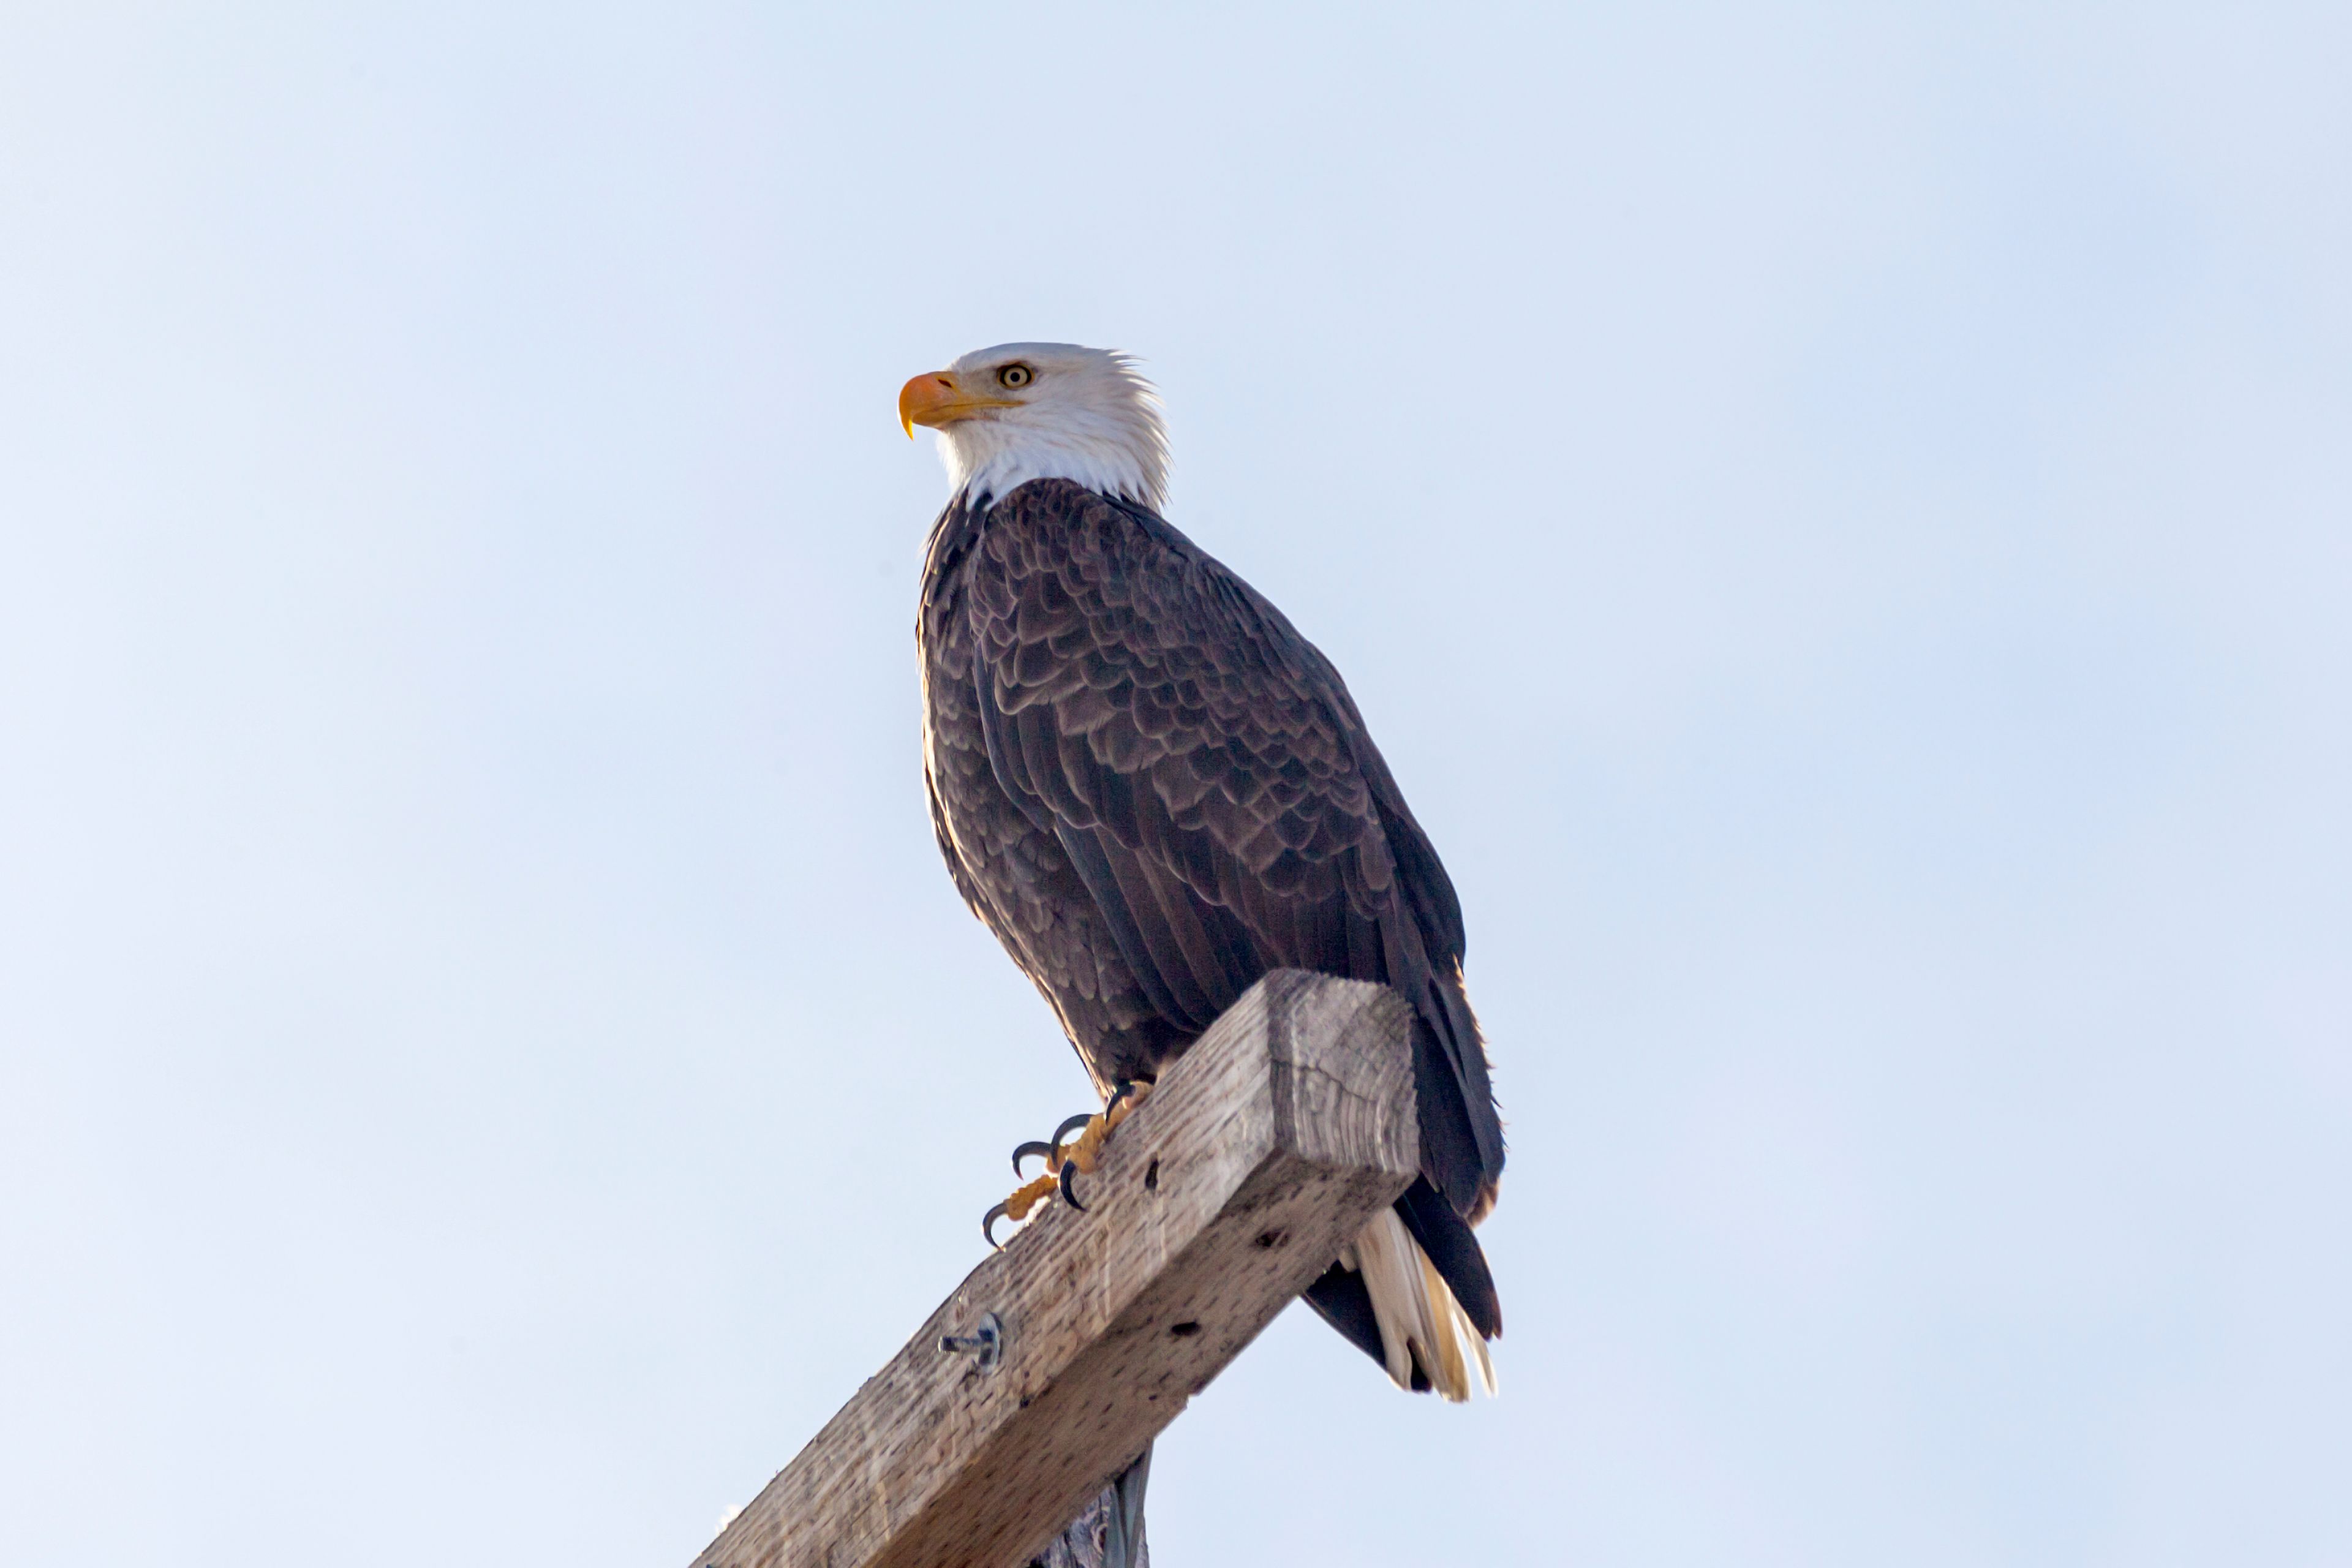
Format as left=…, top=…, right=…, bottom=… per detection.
left=899, top=342, right=1169, bottom=513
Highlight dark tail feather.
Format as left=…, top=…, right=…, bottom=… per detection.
left=1032, top=1446, right=1151, bottom=1568
left=1301, top=1179, right=1499, bottom=1387
left=1395, top=1177, right=1502, bottom=1339
left=1302, top=1262, right=1433, bottom=1392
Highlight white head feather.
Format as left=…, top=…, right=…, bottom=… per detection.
left=905, top=342, right=1169, bottom=512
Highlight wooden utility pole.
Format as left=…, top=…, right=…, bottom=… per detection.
left=689, top=970, right=1419, bottom=1568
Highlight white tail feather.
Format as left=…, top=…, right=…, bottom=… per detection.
left=1341, top=1208, right=1497, bottom=1402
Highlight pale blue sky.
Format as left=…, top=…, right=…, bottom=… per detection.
left=2, top=5, right=2346, bottom=1565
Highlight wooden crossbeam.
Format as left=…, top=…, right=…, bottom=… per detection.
left=690, top=970, right=1419, bottom=1568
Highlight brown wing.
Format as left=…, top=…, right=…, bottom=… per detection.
left=959, top=480, right=1503, bottom=1227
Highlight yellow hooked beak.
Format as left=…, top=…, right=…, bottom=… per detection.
left=898, top=371, right=1018, bottom=437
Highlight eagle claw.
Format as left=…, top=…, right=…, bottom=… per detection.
left=984, top=1083, right=1151, bottom=1244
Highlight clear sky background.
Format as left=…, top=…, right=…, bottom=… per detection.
left=3, top=5, right=2346, bottom=1565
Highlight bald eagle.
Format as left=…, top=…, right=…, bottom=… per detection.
left=902, top=343, right=1504, bottom=1559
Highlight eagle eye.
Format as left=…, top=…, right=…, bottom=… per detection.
left=997, top=364, right=1033, bottom=389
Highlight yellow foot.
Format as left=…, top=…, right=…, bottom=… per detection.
left=982, top=1082, right=1153, bottom=1247
left=1060, top=1081, right=1150, bottom=1181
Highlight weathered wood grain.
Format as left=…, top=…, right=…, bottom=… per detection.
left=690, top=970, right=1417, bottom=1568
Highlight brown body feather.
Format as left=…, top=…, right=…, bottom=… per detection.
left=919, top=477, right=1504, bottom=1368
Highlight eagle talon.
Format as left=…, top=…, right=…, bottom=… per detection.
left=1049, top=1112, right=1094, bottom=1160
left=986, top=1169, right=1061, bottom=1247
left=993, top=1086, right=1153, bottom=1242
